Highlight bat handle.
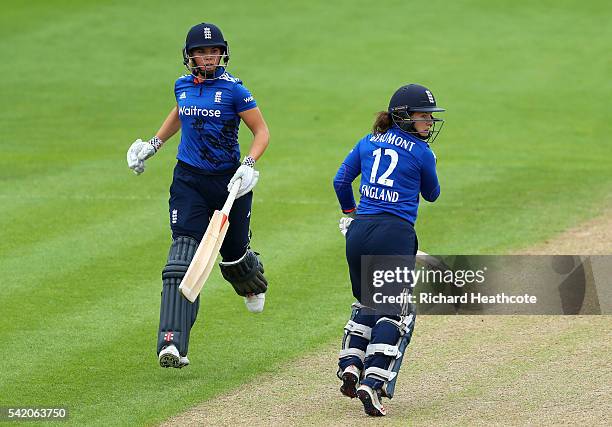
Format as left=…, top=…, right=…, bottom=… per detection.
left=221, top=178, right=242, bottom=215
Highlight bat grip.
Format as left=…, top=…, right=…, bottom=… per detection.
left=221, top=178, right=242, bottom=215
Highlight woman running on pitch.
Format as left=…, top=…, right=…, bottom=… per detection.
left=333, top=84, right=445, bottom=416
left=127, top=22, right=269, bottom=369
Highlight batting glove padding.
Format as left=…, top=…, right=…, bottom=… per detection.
left=339, top=217, right=355, bottom=236
left=127, top=138, right=158, bottom=175
left=228, top=157, right=259, bottom=198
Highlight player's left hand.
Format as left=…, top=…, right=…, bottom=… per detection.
left=127, top=139, right=156, bottom=175
left=228, top=158, right=259, bottom=198
left=339, top=217, right=354, bottom=236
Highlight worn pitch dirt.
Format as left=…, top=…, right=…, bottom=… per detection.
left=162, top=214, right=612, bottom=426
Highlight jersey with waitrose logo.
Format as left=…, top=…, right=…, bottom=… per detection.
left=333, top=125, right=440, bottom=225
left=174, top=71, right=257, bottom=173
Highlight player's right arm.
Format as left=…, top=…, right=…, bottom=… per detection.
left=419, top=148, right=440, bottom=202
left=127, top=106, right=180, bottom=175
left=333, top=141, right=362, bottom=214
left=155, top=106, right=181, bottom=142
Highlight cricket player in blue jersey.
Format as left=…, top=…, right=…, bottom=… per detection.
left=126, top=23, right=270, bottom=369
left=333, top=84, right=445, bottom=416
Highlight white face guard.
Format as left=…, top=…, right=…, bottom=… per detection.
left=390, top=110, right=445, bottom=143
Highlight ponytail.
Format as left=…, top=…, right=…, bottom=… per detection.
left=372, top=111, right=392, bottom=135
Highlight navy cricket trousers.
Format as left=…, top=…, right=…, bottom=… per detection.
left=342, top=213, right=418, bottom=391
left=345, top=213, right=418, bottom=302
left=169, top=160, right=252, bottom=262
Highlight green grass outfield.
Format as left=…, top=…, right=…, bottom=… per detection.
left=1, top=0, right=611, bottom=425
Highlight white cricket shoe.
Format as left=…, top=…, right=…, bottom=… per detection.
left=158, top=344, right=180, bottom=368
left=178, top=356, right=190, bottom=368
left=340, top=365, right=361, bottom=398
left=244, top=293, right=265, bottom=313
left=357, top=384, right=387, bottom=416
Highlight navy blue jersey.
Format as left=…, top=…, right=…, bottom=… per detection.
left=174, top=71, right=257, bottom=173
left=333, top=125, right=440, bottom=224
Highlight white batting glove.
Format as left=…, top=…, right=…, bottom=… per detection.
left=228, top=156, right=259, bottom=198
left=127, top=137, right=162, bottom=175
left=339, top=217, right=354, bottom=236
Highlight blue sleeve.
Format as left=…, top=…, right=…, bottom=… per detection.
left=174, top=79, right=180, bottom=102
left=420, top=148, right=440, bottom=202
left=233, top=83, right=257, bottom=113
left=174, top=76, right=187, bottom=102
left=333, top=142, right=361, bottom=213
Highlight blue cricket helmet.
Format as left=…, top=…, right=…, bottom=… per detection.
left=388, top=84, right=446, bottom=143
left=182, top=23, right=230, bottom=68
left=388, top=84, right=445, bottom=113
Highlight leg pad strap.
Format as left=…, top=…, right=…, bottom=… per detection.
left=339, top=348, right=366, bottom=361
left=344, top=320, right=372, bottom=340
left=365, top=343, right=402, bottom=358
left=365, top=367, right=397, bottom=382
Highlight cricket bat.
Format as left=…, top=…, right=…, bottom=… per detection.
left=179, top=179, right=241, bottom=303
left=416, top=250, right=451, bottom=272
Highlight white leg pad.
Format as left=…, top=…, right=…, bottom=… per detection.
left=339, top=348, right=366, bottom=361
left=364, top=367, right=397, bottom=382
left=339, top=303, right=374, bottom=364
left=365, top=313, right=416, bottom=398
left=365, top=343, right=402, bottom=359
left=345, top=320, right=372, bottom=340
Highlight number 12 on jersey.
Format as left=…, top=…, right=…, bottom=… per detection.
left=370, top=148, right=398, bottom=187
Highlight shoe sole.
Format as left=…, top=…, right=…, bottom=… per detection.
left=357, top=389, right=385, bottom=417
left=159, top=353, right=180, bottom=368
left=340, top=372, right=358, bottom=398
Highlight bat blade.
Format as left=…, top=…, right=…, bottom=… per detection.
left=179, top=210, right=230, bottom=302
left=416, top=250, right=451, bottom=272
